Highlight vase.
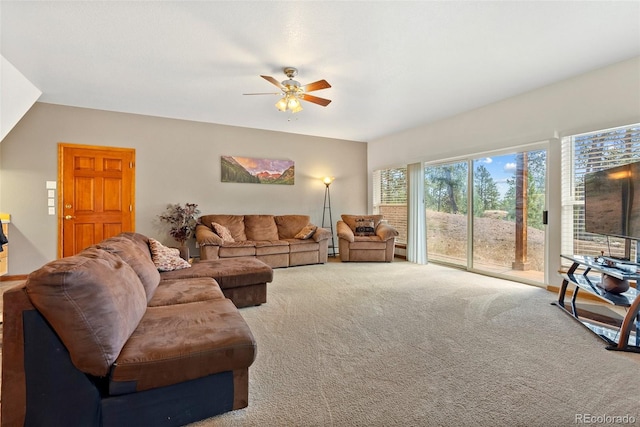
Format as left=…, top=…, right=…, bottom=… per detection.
left=178, top=245, right=190, bottom=261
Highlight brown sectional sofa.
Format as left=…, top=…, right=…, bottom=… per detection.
left=196, top=214, right=331, bottom=268
left=2, top=232, right=268, bottom=426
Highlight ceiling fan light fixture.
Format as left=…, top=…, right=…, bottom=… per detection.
left=275, top=97, right=288, bottom=112
left=287, top=95, right=303, bottom=113
left=275, top=93, right=303, bottom=113
left=250, top=67, right=331, bottom=113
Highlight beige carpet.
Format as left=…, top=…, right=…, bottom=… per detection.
left=193, top=260, right=640, bottom=427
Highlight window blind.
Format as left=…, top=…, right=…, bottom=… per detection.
left=373, top=167, right=407, bottom=244
left=375, top=167, right=407, bottom=205
left=561, top=124, right=640, bottom=260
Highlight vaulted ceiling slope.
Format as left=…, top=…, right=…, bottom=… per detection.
left=1, top=1, right=639, bottom=142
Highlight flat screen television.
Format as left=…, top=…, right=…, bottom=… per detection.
left=584, top=160, right=640, bottom=241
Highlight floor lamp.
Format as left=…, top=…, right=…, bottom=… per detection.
left=322, top=177, right=336, bottom=257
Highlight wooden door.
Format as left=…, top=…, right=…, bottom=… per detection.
left=58, top=143, right=135, bottom=257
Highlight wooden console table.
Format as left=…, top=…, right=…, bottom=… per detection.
left=555, top=255, right=640, bottom=353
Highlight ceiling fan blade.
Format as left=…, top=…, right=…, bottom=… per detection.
left=243, top=92, right=281, bottom=95
left=261, top=75, right=285, bottom=89
left=303, top=79, right=331, bottom=92
left=301, top=93, right=332, bottom=107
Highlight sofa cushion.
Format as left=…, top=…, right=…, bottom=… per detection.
left=255, top=240, right=290, bottom=256
left=349, top=238, right=388, bottom=250
left=118, top=232, right=154, bottom=259
left=109, top=299, right=256, bottom=394
left=341, top=214, right=383, bottom=233
left=25, top=247, right=147, bottom=377
left=218, top=241, right=256, bottom=258
left=211, top=222, right=234, bottom=242
left=148, top=277, right=224, bottom=307
left=275, top=215, right=311, bottom=239
left=148, top=238, right=192, bottom=272
left=294, top=224, right=317, bottom=239
left=97, top=235, right=161, bottom=302
left=287, top=239, right=320, bottom=253
left=244, top=215, right=279, bottom=241
left=159, top=258, right=273, bottom=290
left=200, top=215, right=247, bottom=241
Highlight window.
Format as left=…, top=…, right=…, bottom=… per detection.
left=374, top=145, right=547, bottom=286
left=373, top=167, right=407, bottom=244
left=561, top=123, right=640, bottom=260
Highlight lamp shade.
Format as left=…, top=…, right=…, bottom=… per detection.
left=275, top=92, right=304, bottom=113
left=275, top=97, right=288, bottom=111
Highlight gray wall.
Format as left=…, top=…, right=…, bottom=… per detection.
left=368, top=57, right=640, bottom=170
left=1, top=102, right=367, bottom=274
left=368, top=56, right=640, bottom=286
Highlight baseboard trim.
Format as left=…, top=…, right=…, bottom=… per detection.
left=1, top=274, right=28, bottom=281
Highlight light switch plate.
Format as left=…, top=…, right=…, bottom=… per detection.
left=46, top=181, right=57, bottom=190
left=47, top=189, right=55, bottom=198
left=48, top=207, right=55, bottom=215
left=47, top=198, right=55, bottom=207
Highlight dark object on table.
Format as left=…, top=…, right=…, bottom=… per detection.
left=600, top=273, right=630, bottom=294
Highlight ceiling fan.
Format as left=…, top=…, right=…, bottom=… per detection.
left=244, top=67, right=331, bottom=113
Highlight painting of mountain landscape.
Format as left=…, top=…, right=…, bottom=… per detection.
left=221, top=156, right=295, bottom=185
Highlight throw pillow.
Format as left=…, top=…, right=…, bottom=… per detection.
left=211, top=222, right=235, bottom=242
left=148, top=238, right=191, bottom=272
left=355, top=218, right=376, bottom=236
left=341, top=214, right=383, bottom=233
left=294, top=224, right=317, bottom=239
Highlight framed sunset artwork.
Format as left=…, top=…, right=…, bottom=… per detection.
left=221, top=156, right=294, bottom=185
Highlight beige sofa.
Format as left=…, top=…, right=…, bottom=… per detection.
left=337, top=214, right=399, bottom=262
left=196, top=214, right=331, bottom=268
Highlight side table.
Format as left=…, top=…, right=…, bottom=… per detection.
left=554, top=255, right=640, bottom=352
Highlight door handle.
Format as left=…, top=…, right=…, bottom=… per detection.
left=64, top=215, right=76, bottom=220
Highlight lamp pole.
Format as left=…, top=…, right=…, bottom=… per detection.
left=322, top=177, right=336, bottom=257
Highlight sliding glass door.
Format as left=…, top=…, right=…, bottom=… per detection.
left=471, top=150, right=546, bottom=284
left=424, top=161, right=469, bottom=268
left=424, top=147, right=547, bottom=285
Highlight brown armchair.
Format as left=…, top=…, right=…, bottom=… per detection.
left=336, top=214, right=398, bottom=262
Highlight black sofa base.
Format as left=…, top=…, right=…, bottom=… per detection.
left=20, top=309, right=239, bottom=427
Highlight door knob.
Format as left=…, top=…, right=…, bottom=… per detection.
left=64, top=215, right=76, bottom=220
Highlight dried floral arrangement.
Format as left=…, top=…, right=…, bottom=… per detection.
left=158, top=202, right=201, bottom=246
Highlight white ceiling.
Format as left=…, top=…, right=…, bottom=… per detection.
left=1, top=1, right=639, bottom=142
